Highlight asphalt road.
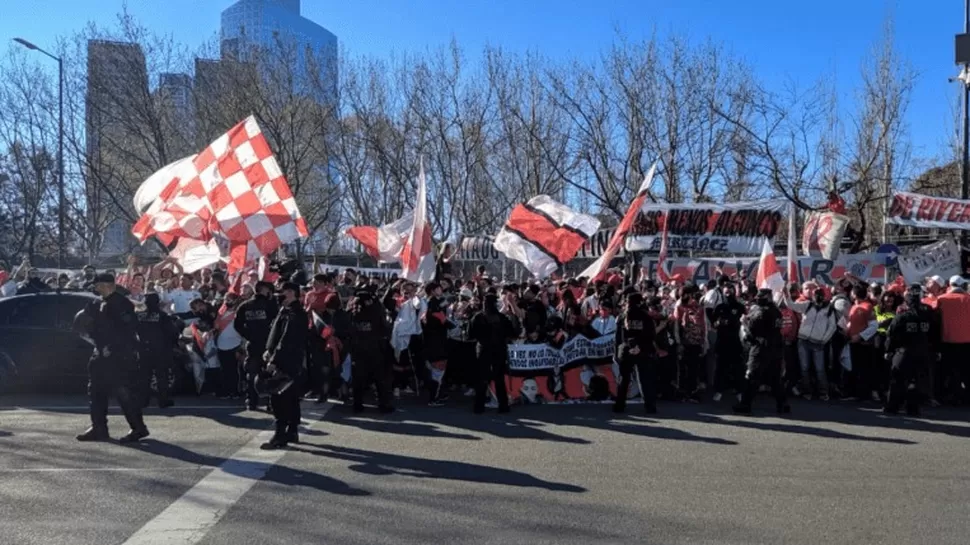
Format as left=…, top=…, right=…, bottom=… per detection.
left=1, top=394, right=968, bottom=545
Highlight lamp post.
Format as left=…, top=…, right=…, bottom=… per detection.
left=14, top=38, right=65, bottom=269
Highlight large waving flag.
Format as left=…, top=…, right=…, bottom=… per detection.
left=132, top=116, right=309, bottom=272
left=400, top=161, right=435, bottom=282
left=494, top=195, right=601, bottom=279
left=578, top=163, right=657, bottom=280
left=345, top=211, right=415, bottom=263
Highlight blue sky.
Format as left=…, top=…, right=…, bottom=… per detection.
left=1, top=0, right=963, bottom=161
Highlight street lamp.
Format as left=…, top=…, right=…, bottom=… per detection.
left=13, top=37, right=65, bottom=269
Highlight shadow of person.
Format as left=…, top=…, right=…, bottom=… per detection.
left=604, top=419, right=738, bottom=445
left=694, top=413, right=918, bottom=445
left=293, top=444, right=587, bottom=493
left=329, top=411, right=481, bottom=441
left=385, top=406, right=593, bottom=445
left=133, top=439, right=369, bottom=496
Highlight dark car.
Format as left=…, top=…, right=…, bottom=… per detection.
left=0, top=292, right=186, bottom=394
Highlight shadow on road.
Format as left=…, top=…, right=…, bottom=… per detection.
left=292, top=443, right=587, bottom=493
left=132, top=439, right=370, bottom=497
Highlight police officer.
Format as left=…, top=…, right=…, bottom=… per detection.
left=348, top=290, right=394, bottom=414
left=136, top=292, right=179, bottom=409
left=234, top=281, right=279, bottom=411
left=261, top=282, right=307, bottom=449
left=76, top=273, right=149, bottom=443
left=883, top=285, right=939, bottom=416
left=613, top=292, right=657, bottom=414
left=468, top=292, right=515, bottom=414
left=734, top=289, right=790, bottom=415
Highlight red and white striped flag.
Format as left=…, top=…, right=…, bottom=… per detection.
left=400, top=161, right=435, bottom=282
left=494, top=195, right=601, bottom=279
left=578, top=164, right=657, bottom=281
left=345, top=211, right=414, bottom=263
left=756, top=238, right=786, bottom=296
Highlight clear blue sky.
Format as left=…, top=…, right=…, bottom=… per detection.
left=2, top=0, right=964, bottom=161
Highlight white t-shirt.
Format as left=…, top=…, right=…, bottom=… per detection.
left=216, top=321, right=242, bottom=351
left=164, top=288, right=201, bottom=314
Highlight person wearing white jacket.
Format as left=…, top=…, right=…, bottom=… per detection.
left=788, top=288, right=839, bottom=400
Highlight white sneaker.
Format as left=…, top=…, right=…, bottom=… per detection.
left=712, top=393, right=723, bottom=402
left=393, top=388, right=401, bottom=399
left=792, top=386, right=802, bottom=397
left=464, top=387, right=475, bottom=397
left=871, top=391, right=881, bottom=402
left=485, top=399, right=499, bottom=409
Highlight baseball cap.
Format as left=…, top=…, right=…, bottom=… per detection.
left=948, top=275, right=967, bottom=288
left=927, top=275, right=946, bottom=287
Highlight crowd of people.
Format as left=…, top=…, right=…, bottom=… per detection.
left=2, top=249, right=969, bottom=450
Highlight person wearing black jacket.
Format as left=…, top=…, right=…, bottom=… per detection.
left=469, top=293, right=515, bottom=414
left=883, top=286, right=939, bottom=416
left=521, top=285, right=548, bottom=342
left=348, top=290, right=394, bottom=413
left=17, top=269, right=51, bottom=295
left=613, top=293, right=657, bottom=414
left=234, top=281, right=279, bottom=411
left=136, top=292, right=179, bottom=409
left=712, top=285, right=746, bottom=402
left=313, top=293, right=353, bottom=403
left=76, top=274, right=149, bottom=443
left=261, top=282, right=307, bottom=449
left=734, top=289, right=789, bottom=415
left=423, top=282, right=451, bottom=406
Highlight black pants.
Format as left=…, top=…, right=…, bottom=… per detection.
left=138, top=348, right=172, bottom=407
left=783, top=342, right=800, bottom=392
left=848, top=343, right=875, bottom=399
left=217, top=349, right=240, bottom=397
left=656, top=352, right=678, bottom=400
left=473, top=351, right=509, bottom=413
left=89, top=356, right=145, bottom=433
left=614, top=356, right=655, bottom=412
left=679, top=345, right=704, bottom=396
left=739, top=351, right=787, bottom=411
left=306, top=339, right=328, bottom=397
left=244, top=352, right=264, bottom=409
left=352, top=356, right=393, bottom=410
left=714, top=341, right=743, bottom=394
left=941, top=343, right=969, bottom=404
left=270, top=387, right=301, bottom=436
left=886, top=351, right=921, bottom=414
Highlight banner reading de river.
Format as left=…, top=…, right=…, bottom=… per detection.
left=887, top=191, right=970, bottom=231
left=626, top=200, right=788, bottom=255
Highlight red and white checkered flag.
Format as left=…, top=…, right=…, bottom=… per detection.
left=132, top=115, right=308, bottom=272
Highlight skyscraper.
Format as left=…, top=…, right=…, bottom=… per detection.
left=220, top=0, right=338, bottom=106
left=85, top=40, right=151, bottom=258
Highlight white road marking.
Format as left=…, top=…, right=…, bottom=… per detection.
left=120, top=403, right=332, bottom=545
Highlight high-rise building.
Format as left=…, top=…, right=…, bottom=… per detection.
left=85, top=40, right=151, bottom=258
left=219, top=0, right=338, bottom=106
left=156, top=72, right=196, bottom=159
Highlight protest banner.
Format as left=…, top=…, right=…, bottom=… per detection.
left=313, top=264, right=401, bottom=280
left=640, top=253, right=887, bottom=286
left=627, top=200, right=788, bottom=255
left=494, top=334, right=627, bottom=405
left=886, top=191, right=970, bottom=230
left=897, top=239, right=962, bottom=284
left=802, top=210, right=850, bottom=259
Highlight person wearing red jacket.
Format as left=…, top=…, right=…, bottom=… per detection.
left=936, top=276, right=970, bottom=404
left=846, top=284, right=878, bottom=402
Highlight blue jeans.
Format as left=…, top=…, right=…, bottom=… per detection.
left=797, top=339, right=829, bottom=396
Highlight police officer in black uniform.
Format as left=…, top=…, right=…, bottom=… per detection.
left=76, top=273, right=149, bottom=443
left=348, top=290, right=394, bottom=414
left=613, top=292, right=657, bottom=414
left=136, top=292, right=179, bottom=409
left=234, top=281, right=278, bottom=411
left=261, top=282, right=307, bottom=449
left=734, top=289, right=790, bottom=415
left=883, top=285, right=939, bottom=416
left=468, top=292, right=515, bottom=414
